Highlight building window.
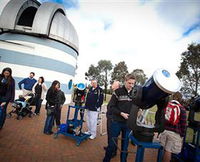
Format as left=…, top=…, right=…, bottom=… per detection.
left=17, top=7, right=37, bottom=27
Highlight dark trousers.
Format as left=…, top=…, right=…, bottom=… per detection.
left=107, top=116, right=117, bottom=153
left=55, top=106, right=62, bottom=126
left=34, top=97, right=43, bottom=114
left=75, top=102, right=84, bottom=120
left=0, top=102, right=8, bottom=129
left=103, top=121, right=131, bottom=162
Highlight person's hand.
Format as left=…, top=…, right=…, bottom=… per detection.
left=97, top=107, right=100, bottom=112
left=0, top=102, right=6, bottom=107
left=120, top=112, right=129, bottom=119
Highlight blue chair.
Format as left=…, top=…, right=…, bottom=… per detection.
left=129, top=133, right=164, bottom=162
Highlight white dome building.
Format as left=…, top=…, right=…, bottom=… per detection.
left=0, top=0, right=79, bottom=103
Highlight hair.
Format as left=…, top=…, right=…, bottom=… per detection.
left=125, top=74, right=136, bottom=81
left=30, top=72, right=35, bottom=76
left=91, top=79, right=97, bottom=82
left=1, top=67, right=13, bottom=86
left=39, top=76, right=44, bottom=83
left=51, top=80, right=60, bottom=91
left=172, top=92, right=182, bottom=103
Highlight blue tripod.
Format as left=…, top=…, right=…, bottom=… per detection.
left=54, top=105, right=90, bottom=146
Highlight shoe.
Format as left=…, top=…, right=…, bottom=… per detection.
left=84, top=131, right=91, bottom=135
left=36, top=113, right=40, bottom=116
left=44, top=131, right=54, bottom=135
left=33, top=113, right=37, bottom=116
left=89, top=135, right=96, bottom=140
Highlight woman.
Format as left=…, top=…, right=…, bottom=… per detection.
left=32, top=77, right=47, bottom=115
left=0, top=67, right=15, bottom=129
left=43, top=80, right=60, bottom=135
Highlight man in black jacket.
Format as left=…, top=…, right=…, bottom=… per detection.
left=85, top=79, right=103, bottom=140
left=103, top=74, right=136, bottom=162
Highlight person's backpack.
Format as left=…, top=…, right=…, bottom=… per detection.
left=164, top=100, right=181, bottom=125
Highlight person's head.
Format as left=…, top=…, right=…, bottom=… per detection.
left=111, top=80, right=120, bottom=91
left=124, top=74, right=136, bottom=91
left=51, top=80, right=60, bottom=91
left=38, top=76, right=44, bottom=84
left=172, top=92, right=182, bottom=103
left=91, top=79, right=98, bottom=88
left=1, top=67, right=13, bottom=86
left=1, top=67, right=12, bottom=78
left=29, top=72, right=35, bottom=78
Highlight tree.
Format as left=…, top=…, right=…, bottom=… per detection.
left=97, top=60, right=113, bottom=100
left=176, top=43, right=200, bottom=97
left=131, top=69, right=148, bottom=86
left=111, top=61, right=128, bottom=84
left=85, top=65, right=99, bottom=81
left=85, top=60, right=113, bottom=100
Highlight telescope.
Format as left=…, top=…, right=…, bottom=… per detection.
left=128, top=68, right=181, bottom=142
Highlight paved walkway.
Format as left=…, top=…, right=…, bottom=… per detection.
left=0, top=104, right=158, bottom=162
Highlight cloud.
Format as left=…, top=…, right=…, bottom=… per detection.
left=183, top=22, right=200, bottom=37
left=39, top=0, right=79, bottom=9
left=41, top=0, right=200, bottom=82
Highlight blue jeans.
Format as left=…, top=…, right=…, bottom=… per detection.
left=0, top=102, right=8, bottom=129
left=103, top=121, right=131, bottom=162
left=44, top=114, right=54, bottom=133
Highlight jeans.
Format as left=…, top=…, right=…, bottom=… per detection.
left=0, top=102, right=8, bottom=129
left=107, top=115, right=117, bottom=154
left=44, top=114, right=54, bottom=133
left=103, top=121, right=131, bottom=162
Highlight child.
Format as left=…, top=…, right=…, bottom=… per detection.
left=159, top=92, right=187, bottom=162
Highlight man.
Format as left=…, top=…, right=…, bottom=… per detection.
left=103, top=74, right=136, bottom=162
left=104, top=81, right=120, bottom=157
left=18, top=72, right=37, bottom=96
left=85, top=79, right=104, bottom=140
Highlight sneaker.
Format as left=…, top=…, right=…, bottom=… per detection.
left=89, top=135, right=96, bottom=140
left=84, top=131, right=91, bottom=135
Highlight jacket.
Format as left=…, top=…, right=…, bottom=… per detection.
left=18, top=77, right=37, bottom=91
left=32, top=82, right=47, bottom=100
left=57, top=90, right=66, bottom=105
left=46, top=88, right=59, bottom=106
left=0, top=74, right=15, bottom=102
left=110, top=85, right=133, bottom=122
left=85, top=86, right=103, bottom=111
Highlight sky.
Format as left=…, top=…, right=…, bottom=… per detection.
left=40, top=0, right=200, bottom=83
